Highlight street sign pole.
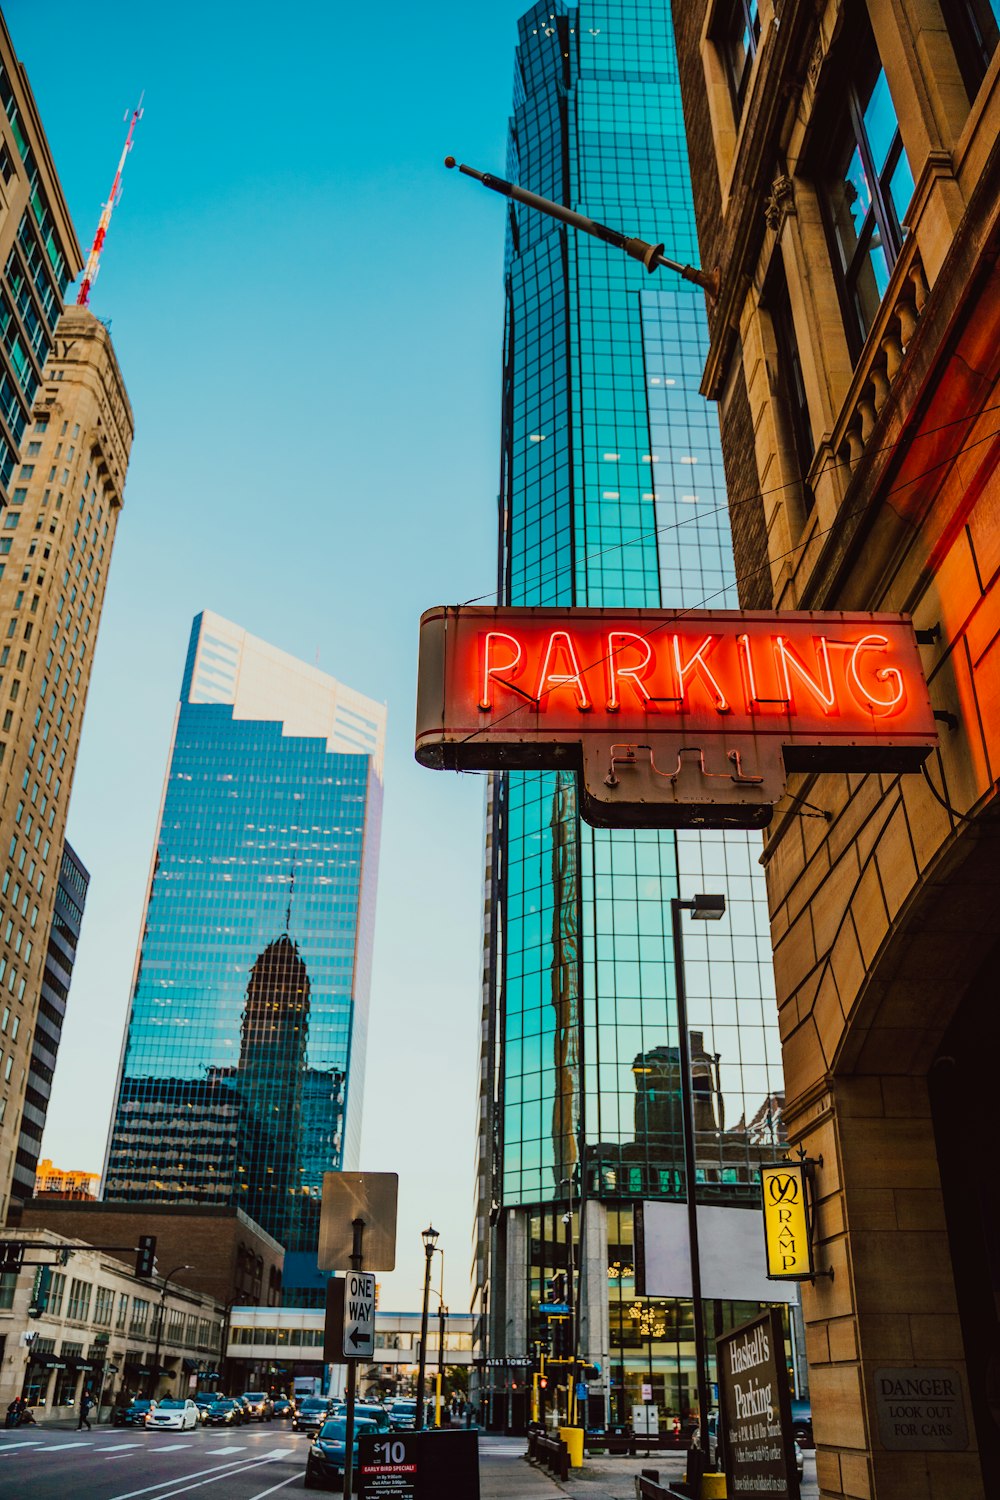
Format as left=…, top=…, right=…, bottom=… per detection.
left=342, top=1217, right=364, bottom=1500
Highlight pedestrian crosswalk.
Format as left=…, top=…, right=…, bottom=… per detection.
left=0, top=1435, right=296, bottom=1459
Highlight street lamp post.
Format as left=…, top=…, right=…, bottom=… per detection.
left=671, top=894, right=725, bottom=1493
left=414, top=1226, right=439, bottom=1431
left=437, top=1299, right=448, bottom=1425
left=149, top=1264, right=193, bottom=1400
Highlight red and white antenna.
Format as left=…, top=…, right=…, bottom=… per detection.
left=76, top=93, right=144, bottom=309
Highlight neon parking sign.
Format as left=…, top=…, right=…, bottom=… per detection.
left=415, top=606, right=936, bottom=828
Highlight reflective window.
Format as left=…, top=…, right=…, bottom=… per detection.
left=821, top=18, right=913, bottom=349
left=942, top=0, right=1000, bottom=100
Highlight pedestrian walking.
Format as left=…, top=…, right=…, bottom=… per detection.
left=77, top=1390, right=95, bottom=1431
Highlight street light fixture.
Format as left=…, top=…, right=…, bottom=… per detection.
left=149, top=1264, right=193, bottom=1400
left=415, top=1226, right=439, bottom=1431
left=671, top=895, right=725, bottom=1492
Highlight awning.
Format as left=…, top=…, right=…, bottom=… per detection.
left=182, top=1359, right=199, bottom=1372
left=40, top=1359, right=66, bottom=1370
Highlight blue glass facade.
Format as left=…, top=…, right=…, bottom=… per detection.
left=479, top=0, right=787, bottom=1425
left=105, top=614, right=384, bottom=1306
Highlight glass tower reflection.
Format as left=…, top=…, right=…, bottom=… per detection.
left=105, top=612, right=385, bottom=1306
left=476, top=0, right=788, bottom=1425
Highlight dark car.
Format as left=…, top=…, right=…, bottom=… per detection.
left=790, top=1399, right=813, bottom=1448
left=352, top=1403, right=390, bottom=1434
left=294, top=1396, right=334, bottom=1435
left=305, top=1416, right=378, bottom=1490
left=205, top=1399, right=244, bottom=1427
left=389, top=1399, right=417, bottom=1431
left=114, top=1399, right=156, bottom=1428
left=273, top=1396, right=295, bottom=1419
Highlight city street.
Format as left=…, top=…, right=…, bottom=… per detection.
left=0, top=1423, right=306, bottom=1500
left=0, top=1428, right=818, bottom=1499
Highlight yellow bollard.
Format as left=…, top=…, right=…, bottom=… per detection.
left=700, top=1473, right=727, bottom=1498
left=558, top=1426, right=585, bottom=1468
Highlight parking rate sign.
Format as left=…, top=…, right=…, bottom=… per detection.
left=344, top=1270, right=376, bottom=1359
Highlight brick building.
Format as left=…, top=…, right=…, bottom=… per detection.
left=672, top=1, right=1000, bottom=1495
left=17, top=1200, right=283, bottom=1309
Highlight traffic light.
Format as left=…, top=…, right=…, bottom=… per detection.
left=135, top=1234, right=157, bottom=1279
left=546, top=1272, right=566, bottom=1303
left=28, top=1265, right=51, bottom=1318
left=0, top=1240, right=23, bottom=1274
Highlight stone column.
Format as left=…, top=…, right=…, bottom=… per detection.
left=577, top=1198, right=610, bottom=1424
left=794, top=1073, right=983, bottom=1500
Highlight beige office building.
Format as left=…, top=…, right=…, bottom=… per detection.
left=0, top=317, right=133, bottom=1218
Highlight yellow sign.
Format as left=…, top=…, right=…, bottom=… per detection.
left=760, top=1162, right=814, bottom=1280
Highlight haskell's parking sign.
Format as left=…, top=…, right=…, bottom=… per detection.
left=415, top=606, right=936, bottom=828
left=718, top=1307, right=800, bottom=1499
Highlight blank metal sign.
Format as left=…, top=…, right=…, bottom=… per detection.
left=318, top=1171, right=398, bottom=1271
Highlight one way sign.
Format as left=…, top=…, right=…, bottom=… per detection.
left=343, top=1270, right=376, bottom=1360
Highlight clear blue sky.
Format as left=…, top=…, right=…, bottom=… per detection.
left=7, top=0, right=534, bottom=1311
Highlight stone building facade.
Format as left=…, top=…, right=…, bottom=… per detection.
left=0, top=310, right=133, bottom=1220
left=0, top=1229, right=224, bottom=1415
left=672, top=1, right=1000, bottom=1496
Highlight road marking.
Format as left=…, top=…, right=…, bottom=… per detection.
left=109, top=1453, right=280, bottom=1500
left=103, top=1442, right=143, bottom=1451
left=41, top=1439, right=95, bottom=1448
left=258, top=1449, right=295, bottom=1458
left=246, top=1476, right=299, bottom=1500
left=204, top=1444, right=245, bottom=1454
left=112, top=1454, right=290, bottom=1500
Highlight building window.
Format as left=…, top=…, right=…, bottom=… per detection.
left=943, top=0, right=1000, bottom=99
left=48, top=1271, right=66, bottom=1316
left=66, top=1277, right=92, bottom=1321
left=115, top=1293, right=129, bottom=1330
left=130, top=1297, right=150, bottom=1335
left=93, top=1286, right=114, bottom=1326
left=820, top=17, right=914, bottom=351
left=717, top=0, right=761, bottom=117
left=0, top=1271, right=15, bottom=1309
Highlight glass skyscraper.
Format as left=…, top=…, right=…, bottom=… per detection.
left=105, top=612, right=385, bottom=1305
left=473, top=0, right=790, bottom=1429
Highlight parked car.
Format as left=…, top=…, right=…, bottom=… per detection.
left=305, top=1416, right=378, bottom=1490
left=145, top=1398, right=200, bottom=1432
left=294, top=1396, right=334, bottom=1435
left=389, top=1399, right=418, bottom=1431
left=353, top=1403, right=391, bottom=1434
left=114, top=1399, right=156, bottom=1428
left=205, top=1399, right=244, bottom=1427
left=790, top=1399, right=813, bottom=1448
left=241, top=1391, right=274, bottom=1422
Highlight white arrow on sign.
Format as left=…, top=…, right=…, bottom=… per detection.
left=343, top=1270, right=376, bottom=1360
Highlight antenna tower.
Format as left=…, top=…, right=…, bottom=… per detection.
left=76, top=94, right=144, bottom=308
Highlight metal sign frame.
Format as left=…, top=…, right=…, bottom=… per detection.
left=415, top=606, right=937, bottom=828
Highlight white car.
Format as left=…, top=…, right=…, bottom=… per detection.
left=145, top=1398, right=200, bottom=1431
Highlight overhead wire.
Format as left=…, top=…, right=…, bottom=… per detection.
left=457, top=398, right=1000, bottom=609
left=454, top=421, right=1000, bottom=745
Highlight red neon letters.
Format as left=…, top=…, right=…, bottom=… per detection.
left=476, top=622, right=911, bottom=723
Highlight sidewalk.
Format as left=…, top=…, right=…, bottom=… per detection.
left=481, top=1439, right=819, bottom=1500
left=479, top=1437, right=686, bottom=1500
